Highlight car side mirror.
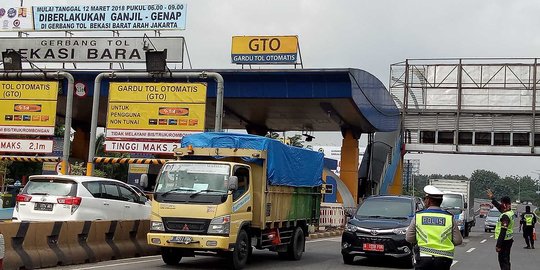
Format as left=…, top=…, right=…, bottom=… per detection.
left=139, top=195, right=148, bottom=204
left=228, top=176, right=238, bottom=191
left=344, top=207, right=355, bottom=218
left=464, top=203, right=468, bottom=209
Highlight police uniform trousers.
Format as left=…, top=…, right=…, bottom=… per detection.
left=415, top=255, right=453, bottom=270
left=498, top=239, right=513, bottom=270
left=523, top=226, right=534, bottom=248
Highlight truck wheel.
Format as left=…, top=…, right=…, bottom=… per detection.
left=287, top=227, right=306, bottom=260
left=161, top=247, right=182, bottom=265
left=230, top=230, right=249, bottom=270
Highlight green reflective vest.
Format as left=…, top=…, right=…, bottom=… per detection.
left=495, top=210, right=514, bottom=240
left=416, top=210, right=455, bottom=259
left=524, top=213, right=534, bottom=226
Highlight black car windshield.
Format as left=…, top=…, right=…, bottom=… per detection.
left=155, top=163, right=230, bottom=194
left=355, top=198, right=413, bottom=218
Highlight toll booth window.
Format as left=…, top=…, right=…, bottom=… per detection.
left=233, top=166, right=250, bottom=201
left=325, top=184, right=334, bottom=194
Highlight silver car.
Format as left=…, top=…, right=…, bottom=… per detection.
left=484, top=208, right=500, bottom=232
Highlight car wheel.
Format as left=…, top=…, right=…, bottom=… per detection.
left=161, top=247, right=182, bottom=265
left=403, top=253, right=415, bottom=268
left=229, top=229, right=249, bottom=269
left=485, top=228, right=488, bottom=232
left=342, top=253, right=355, bottom=264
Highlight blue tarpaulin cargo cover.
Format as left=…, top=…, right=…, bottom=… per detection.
left=181, top=132, right=324, bottom=187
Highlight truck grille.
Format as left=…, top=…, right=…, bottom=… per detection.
left=162, top=218, right=210, bottom=234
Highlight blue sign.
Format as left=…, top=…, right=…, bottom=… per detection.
left=33, top=3, right=187, bottom=31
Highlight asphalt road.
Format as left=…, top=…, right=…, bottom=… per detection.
left=49, top=218, right=540, bottom=270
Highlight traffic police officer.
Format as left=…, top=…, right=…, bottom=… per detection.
left=487, top=190, right=514, bottom=270
left=406, top=185, right=463, bottom=270
left=520, top=205, right=536, bottom=249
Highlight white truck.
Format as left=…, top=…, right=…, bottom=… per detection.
left=428, top=179, right=475, bottom=237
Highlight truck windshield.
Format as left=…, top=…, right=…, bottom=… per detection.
left=155, top=163, right=231, bottom=194
left=441, top=194, right=463, bottom=209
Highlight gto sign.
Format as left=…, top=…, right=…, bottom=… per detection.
left=0, top=36, right=184, bottom=63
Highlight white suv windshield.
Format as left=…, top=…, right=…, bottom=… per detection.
left=155, top=163, right=230, bottom=194
left=488, top=210, right=501, bottom=217
left=24, top=179, right=77, bottom=196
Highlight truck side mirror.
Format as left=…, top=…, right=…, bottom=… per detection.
left=228, top=176, right=238, bottom=191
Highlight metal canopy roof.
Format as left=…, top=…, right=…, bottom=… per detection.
left=57, top=68, right=399, bottom=133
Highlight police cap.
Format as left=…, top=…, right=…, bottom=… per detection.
left=424, top=185, right=444, bottom=199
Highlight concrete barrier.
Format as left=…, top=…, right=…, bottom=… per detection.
left=0, top=220, right=159, bottom=270
left=319, top=202, right=345, bottom=229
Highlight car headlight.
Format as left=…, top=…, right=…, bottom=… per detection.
left=345, top=223, right=360, bottom=232
left=151, top=221, right=165, bottom=231
left=392, top=227, right=408, bottom=235
left=208, top=215, right=230, bottom=235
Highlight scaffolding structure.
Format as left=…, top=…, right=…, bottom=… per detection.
left=390, top=58, right=540, bottom=155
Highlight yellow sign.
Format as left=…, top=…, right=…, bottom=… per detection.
left=129, top=164, right=149, bottom=174
left=42, top=162, right=57, bottom=171
left=106, top=103, right=206, bottom=131
left=109, top=82, right=207, bottom=103
left=232, top=36, right=298, bottom=54
left=0, top=81, right=59, bottom=100
left=0, top=100, right=57, bottom=127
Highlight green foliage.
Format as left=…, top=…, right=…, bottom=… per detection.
left=70, top=162, right=107, bottom=178
left=403, top=169, right=540, bottom=207
left=93, top=134, right=130, bottom=181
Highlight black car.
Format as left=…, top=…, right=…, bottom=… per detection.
left=341, top=195, right=424, bottom=267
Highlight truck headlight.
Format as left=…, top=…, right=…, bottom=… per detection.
left=208, top=215, right=230, bottom=235
left=345, top=223, right=360, bottom=232
left=151, top=221, right=165, bottom=231
left=392, top=227, right=408, bottom=235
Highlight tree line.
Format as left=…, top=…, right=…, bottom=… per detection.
left=403, top=169, right=540, bottom=207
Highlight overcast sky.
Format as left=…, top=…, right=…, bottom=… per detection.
left=8, top=0, right=540, bottom=178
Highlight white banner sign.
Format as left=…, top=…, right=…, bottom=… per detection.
left=33, top=3, right=186, bottom=31
left=0, top=37, right=184, bottom=63
left=0, top=139, right=53, bottom=153
left=106, top=129, right=196, bottom=140
left=0, top=126, right=54, bottom=136
left=0, top=6, right=34, bottom=32
left=105, top=140, right=180, bottom=154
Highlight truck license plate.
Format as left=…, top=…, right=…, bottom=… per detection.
left=363, top=243, right=384, bottom=252
left=170, top=236, right=193, bottom=244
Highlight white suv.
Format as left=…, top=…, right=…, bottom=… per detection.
left=12, top=175, right=151, bottom=221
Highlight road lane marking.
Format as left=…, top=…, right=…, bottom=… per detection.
left=307, top=237, right=341, bottom=243
left=74, top=259, right=162, bottom=269
left=451, top=260, right=458, bottom=267
left=481, top=239, right=487, bottom=243
left=490, top=235, right=494, bottom=238
left=466, top=248, right=476, bottom=253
